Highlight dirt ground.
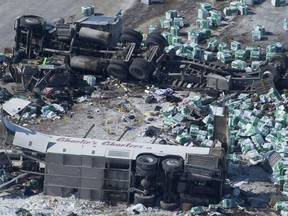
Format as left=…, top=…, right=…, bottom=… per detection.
left=0, top=0, right=288, bottom=215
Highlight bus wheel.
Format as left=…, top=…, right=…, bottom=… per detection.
left=160, top=200, right=179, bottom=211
left=162, top=158, right=183, bottom=173
left=134, top=193, right=155, bottom=207
left=136, top=155, right=158, bottom=170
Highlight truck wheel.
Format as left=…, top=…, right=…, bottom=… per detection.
left=134, top=193, right=155, bottom=207
left=129, top=58, right=155, bottom=80
left=107, top=59, right=129, bottom=79
left=145, top=32, right=168, bottom=54
left=162, top=158, right=183, bottom=173
left=136, top=155, right=158, bottom=171
left=123, top=29, right=143, bottom=41
left=269, top=53, right=288, bottom=71
left=19, top=15, right=44, bottom=30
left=136, top=166, right=157, bottom=177
left=119, top=34, right=142, bottom=46
left=160, top=200, right=179, bottom=211
left=260, top=65, right=280, bottom=83
left=120, top=29, right=143, bottom=46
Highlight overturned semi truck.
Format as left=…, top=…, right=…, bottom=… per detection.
left=3, top=115, right=226, bottom=210
left=11, top=12, right=288, bottom=92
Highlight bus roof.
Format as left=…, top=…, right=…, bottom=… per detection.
left=4, top=117, right=210, bottom=159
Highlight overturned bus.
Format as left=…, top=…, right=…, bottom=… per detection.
left=3, top=117, right=226, bottom=210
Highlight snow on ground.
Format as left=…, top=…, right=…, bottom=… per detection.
left=0, top=194, right=180, bottom=216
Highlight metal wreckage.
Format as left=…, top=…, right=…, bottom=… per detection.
left=6, top=11, right=288, bottom=93
left=0, top=10, right=287, bottom=210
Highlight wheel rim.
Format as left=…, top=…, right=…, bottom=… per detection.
left=166, top=160, right=180, bottom=167
left=25, top=18, right=40, bottom=24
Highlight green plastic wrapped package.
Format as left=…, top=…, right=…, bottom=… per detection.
left=190, top=206, right=207, bottom=215
left=274, top=201, right=288, bottom=211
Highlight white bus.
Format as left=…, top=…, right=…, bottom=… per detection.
left=3, top=116, right=226, bottom=210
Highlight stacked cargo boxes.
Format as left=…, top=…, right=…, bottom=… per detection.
left=217, top=50, right=233, bottom=64
left=218, top=42, right=228, bottom=52
left=186, top=45, right=203, bottom=60
left=231, top=40, right=241, bottom=56
left=250, top=47, right=261, bottom=60
left=81, top=5, right=95, bottom=16
left=207, top=38, right=219, bottom=51
left=192, top=3, right=214, bottom=44
left=208, top=10, right=222, bottom=27
left=235, top=49, right=248, bottom=60
left=203, top=51, right=214, bottom=61
left=170, top=25, right=180, bottom=36
left=200, top=2, right=213, bottom=11
left=160, top=9, right=179, bottom=29
left=266, top=42, right=285, bottom=60
left=199, top=28, right=211, bottom=39
left=231, top=60, right=247, bottom=69
left=173, top=17, right=184, bottom=28
left=284, top=19, right=288, bottom=31
left=252, top=25, right=265, bottom=41
left=198, top=8, right=210, bottom=19
left=271, top=0, right=286, bottom=7
left=223, top=0, right=248, bottom=16
left=188, top=30, right=201, bottom=44
left=196, top=19, right=209, bottom=29
left=223, top=6, right=239, bottom=16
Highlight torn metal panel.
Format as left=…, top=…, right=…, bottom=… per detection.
left=3, top=98, right=31, bottom=116
left=2, top=117, right=51, bottom=153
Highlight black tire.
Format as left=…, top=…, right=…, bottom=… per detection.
left=129, top=58, right=155, bottom=80
left=160, top=200, right=179, bottom=211
left=19, top=15, right=44, bottom=30
left=136, top=155, right=158, bottom=171
left=119, top=34, right=142, bottom=46
left=136, top=166, right=157, bottom=177
left=134, top=193, right=155, bottom=207
left=122, top=28, right=143, bottom=42
left=260, top=64, right=280, bottom=83
left=269, top=53, right=288, bottom=71
left=162, top=158, right=183, bottom=173
left=145, top=32, right=168, bottom=53
left=107, top=59, right=129, bottom=79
